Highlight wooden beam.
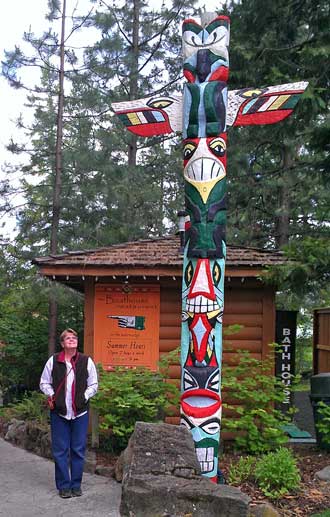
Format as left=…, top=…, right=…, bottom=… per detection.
left=261, top=286, right=275, bottom=365
left=38, top=265, right=266, bottom=279
left=39, top=266, right=183, bottom=277
left=84, top=278, right=95, bottom=357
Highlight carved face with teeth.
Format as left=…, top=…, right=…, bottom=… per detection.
left=183, top=258, right=223, bottom=313
left=182, top=258, right=224, bottom=367
left=180, top=388, right=222, bottom=480
left=183, top=136, right=227, bottom=203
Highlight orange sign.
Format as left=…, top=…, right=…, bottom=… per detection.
left=94, top=284, right=160, bottom=370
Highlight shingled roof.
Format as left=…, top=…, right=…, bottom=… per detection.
left=33, top=235, right=286, bottom=292
left=33, top=235, right=285, bottom=268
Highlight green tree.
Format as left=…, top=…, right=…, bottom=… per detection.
left=225, top=0, right=329, bottom=250
left=223, top=0, right=330, bottom=372
left=2, top=0, right=197, bottom=253
left=0, top=0, right=195, bottom=381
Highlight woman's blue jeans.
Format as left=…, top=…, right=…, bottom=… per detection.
left=50, top=411, right=89, bottom=490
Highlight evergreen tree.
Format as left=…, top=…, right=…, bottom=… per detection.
left=225, top=0, right=330, bottom=253
left=2, top=0, right=198, bottom=252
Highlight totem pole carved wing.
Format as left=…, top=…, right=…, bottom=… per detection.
left=111, top=94, right=183, bottom=137
left=227, top=81, right=309, bottom=127
left=111, top=81, right=308, bottom=136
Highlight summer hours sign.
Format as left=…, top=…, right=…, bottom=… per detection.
left=94, top=284, right=160, bottom=370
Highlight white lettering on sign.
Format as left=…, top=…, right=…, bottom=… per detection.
left=277, top=321, right=295, bottom=406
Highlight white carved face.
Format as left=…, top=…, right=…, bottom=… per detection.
left=183, top=137, right=227, bottom=203
left=182, top=21, right=229, bottom=61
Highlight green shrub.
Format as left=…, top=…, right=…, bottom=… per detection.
left=254, top=447, right=301, bottom=499
left=91, top=350, right=180, bottom=451
left=314, top=401, right=330, bottom=448
left=227, top=456, right=255, bottom=485
left=0, top=278, right=83, bottom=393
left=221, top=348, right=291, bottom=454
left=1, top=391, right=49, bottom=425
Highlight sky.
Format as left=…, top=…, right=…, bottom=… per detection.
left=0, top=0, right=224, bottom=237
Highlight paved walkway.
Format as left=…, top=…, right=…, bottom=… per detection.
left=0, top=438, right=121, bottom=517
left=294, top=390, right=316, bottom=438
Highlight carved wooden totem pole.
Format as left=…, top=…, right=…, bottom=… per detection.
left=112, top=13, right=308, bottom=482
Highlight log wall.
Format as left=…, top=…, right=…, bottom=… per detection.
left=313, top=308, right=330, bottom=373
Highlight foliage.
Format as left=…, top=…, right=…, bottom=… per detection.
left=267, top=237, right=330, bottom=309
left=314, top=401, right=330, bottom=448
left=227, top=455, right=255, bottom=485
left=0, top=254, right=83, bottom=393
left=224, top=0, right=330, bottom=320
left=221, top=348, right=291, bottom=454
left=1, top=0, right=197, bottom=255
left=227, top=447, right=301, bottom=499
left=226, top=0, right=330, bottom=247
left=310, top=511, right=330, bottom=517
left=254, top=447, right=301, bottom=499
left=91, top=350, right=180, bottom=451
left=0, top=391, right=49, bottom=426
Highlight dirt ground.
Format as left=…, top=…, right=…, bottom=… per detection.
left=96, top=445, right=330, bottom=517
left=219, top=446, right=330, bottom=516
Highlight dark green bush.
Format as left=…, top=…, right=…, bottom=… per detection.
left=1, top=391, right=49, bottom=426
left=221, top=348, right=291, bottom=454
left=227, top=456, right=255, bottom=485
left=254, top=447, right=301, bottom=499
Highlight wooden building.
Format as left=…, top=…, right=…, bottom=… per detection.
left=313, top=308, right=330, bottom=374
left=33, top=235, right=285, bottom=426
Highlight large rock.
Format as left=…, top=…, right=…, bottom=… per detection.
left=120, top=422, right=250, bottom=517
left=250, top=503, right=281, bottom=517
left=315, top=465, right=330, bottom=481
left=39, top=429, right=52, bottom=459
left=5, top=418, right=26, bottom=445
left=115, top=444, right=133, bottom=482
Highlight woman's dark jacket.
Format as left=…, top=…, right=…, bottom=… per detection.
left=51, top=351, right=89, bottom=416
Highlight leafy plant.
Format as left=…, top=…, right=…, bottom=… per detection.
left=227, top=456, right=255, bottom=485
left=0, top=275, right=83, bottom=394
left=1, top=391, right=49, bottom=425
left=91, top=350, right=180, bottom=451
left=314, top=401, right=330, bottom=449
left=221, top=348, right=291, bottom=454
left=254, top=447, right=301, bottom=499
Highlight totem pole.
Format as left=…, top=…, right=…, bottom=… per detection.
left=112, top=13, right=308, bottom=482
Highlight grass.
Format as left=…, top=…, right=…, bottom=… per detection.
left=292, top=379, right=311, bottom=392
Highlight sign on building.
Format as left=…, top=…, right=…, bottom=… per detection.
left=94, top=284, right=160, bottom=370
left=275, top=310, right=298, bottom=413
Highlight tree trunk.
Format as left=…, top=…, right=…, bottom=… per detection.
left=275, top=145, right=291, bottom=248
left=48, top=0, right=66, bottom=356
left=127, top=0, right=139, bottom=167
